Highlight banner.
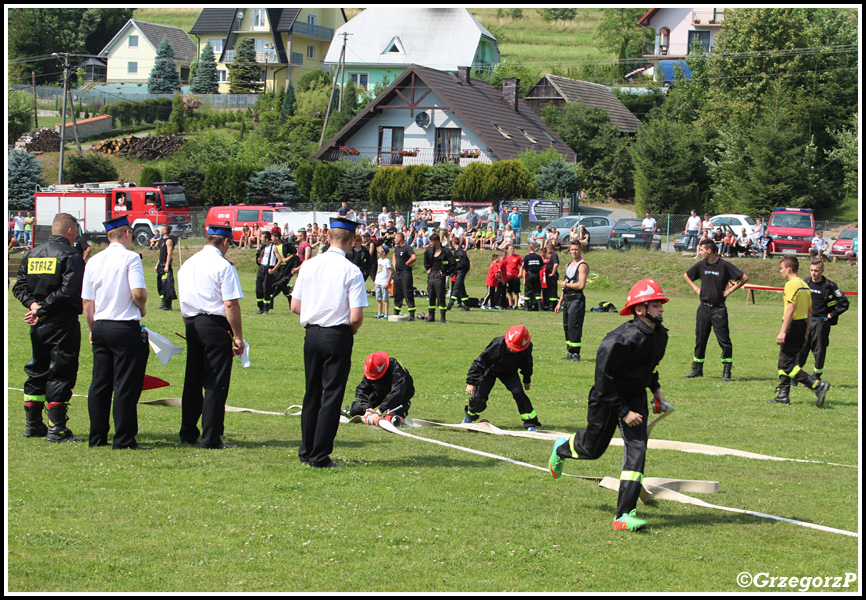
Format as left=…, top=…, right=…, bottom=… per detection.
left=528, top=199, right=563, bottom=223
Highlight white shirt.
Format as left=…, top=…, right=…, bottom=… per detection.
left=375, top=257, right=393, bottom=286
left=82, top=242, right=146, bottom=321
left=686, top=215, right=702, bottom=232
left=178, top=245, right=243, bottom=318
left=292, top=247, right=368, bottom=327
left=642, top=217, right=657, bottom=232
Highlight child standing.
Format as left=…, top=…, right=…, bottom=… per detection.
left=374, top=246, right=393, bottom=319
left=482, top=253, right=503, bottom=309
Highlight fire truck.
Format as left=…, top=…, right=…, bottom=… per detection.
left=34, top=181, right=192, bottom=246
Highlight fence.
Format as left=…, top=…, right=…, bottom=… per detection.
left=11, top=84, right=260, bottom=110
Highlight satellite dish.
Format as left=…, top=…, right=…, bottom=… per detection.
left=415, top=111, right=430, bottom=129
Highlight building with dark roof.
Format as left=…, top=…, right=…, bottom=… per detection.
left=99, top=19, right=198, bottom=83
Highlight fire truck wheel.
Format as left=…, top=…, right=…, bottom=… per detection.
left=134, top=226, right=152, bottom=247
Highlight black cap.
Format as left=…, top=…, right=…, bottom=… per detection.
left=103, top=215, right=130, bottom=232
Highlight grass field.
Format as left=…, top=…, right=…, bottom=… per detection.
left=6, top=245, right=860, bottom=592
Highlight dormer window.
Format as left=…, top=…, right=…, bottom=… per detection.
left=518, top=128, right=538, bottom=144
left=383, top=36, right=405, bottom=55
left=492, top=123, right=512, bottom=140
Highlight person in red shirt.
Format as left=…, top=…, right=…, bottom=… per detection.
left=482, top=253, right=503, bottom=309
left=504, top=244, right=522, bottom=309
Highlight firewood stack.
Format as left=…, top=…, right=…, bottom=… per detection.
left=15, top=128, right=62, bottom=152
left=91, top=135, right=185, bottom=160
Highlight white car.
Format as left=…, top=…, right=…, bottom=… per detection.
left=711, top=214, right=759, bottom=237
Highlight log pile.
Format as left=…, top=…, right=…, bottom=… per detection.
left=91, top=135, right=185, bottom=160
left=15, top=128, right=62, bottom=153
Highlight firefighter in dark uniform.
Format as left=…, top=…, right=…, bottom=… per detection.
left=155, top=224, right=177, bottom=310
left=255, top=231, right=282, bottom=315
left=349, top=352, right=414, bottom=424
left=447, top=236, right=471, bottom=311
left=549, top=279, right=670, bottom=532
left=13, top=213, right=86, bottom=442
left=423, top=233, right=453, bottom=323
left=555, top=239, right=589, bottom=362
left=683, top=238, right=749, bottom=381
left=392, top=231, right=417, bottom=321
left=795, top=260, right=849, bottom=380
left=522, top=243, right=544, bottom=311
left=463, top=325, right=541, bottom=430
left=542, top=243, right=560, bottom=310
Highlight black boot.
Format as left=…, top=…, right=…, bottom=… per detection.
left=24, top=402, right=47, bottom=438
left=768, top=384, right=791, bottom=404
left=46, top=402, right=84, bottom=442
left=806, top=376, right=830, bottom=408
left=439, top=309, right=446, bottom=324
left=685, top=361, right=704, bottom=378
left=408, top=311, right=415, bottom=322
left=722, top=363, right=733, bottom=381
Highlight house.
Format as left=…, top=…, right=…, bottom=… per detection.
left=524, top=75, right=642, bottom=134
left=55, top=115, right=113, bottom=140
left=314, top=64, right=574, bottom=167
left=189, top=8, right=347, bottom=93
left=638, top=7, right=725, bottom=59
left=323, top=8, right=500, bottom=92
left=99, top=19, right=198, bottom=83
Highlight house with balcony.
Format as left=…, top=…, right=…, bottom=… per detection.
left=189, top=8, right=347, bottom=93
left=314, top=64, right=573, bottom=167
left=99, top=19, right=198, bottom=83
left=322, top=8, right=500, bottom=92
left=638, top=7, right=725, bottom=59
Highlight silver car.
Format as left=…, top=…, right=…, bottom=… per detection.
left=547, top=215, right=617, bottom=247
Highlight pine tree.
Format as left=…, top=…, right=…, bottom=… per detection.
left=190, top=42, right=219, bottom=94
left=228, top=38, right=263, bottom=94
left=148, top=38, right=181, bottom=94
left=8, top=150, right=45, bottom=210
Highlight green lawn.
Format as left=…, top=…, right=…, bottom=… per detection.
left=6, top=245, right=860, bottom=592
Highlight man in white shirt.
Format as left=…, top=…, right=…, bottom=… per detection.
left=642, top=211, right=657, bottom=233
left=178, top=225, right=244, bottom=449
left=82, top=216, right=150, bottom=449
left=684, top=210, right=702, bottom=252
left=291, top=217, right=368, bottom=468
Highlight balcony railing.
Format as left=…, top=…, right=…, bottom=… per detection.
left=691, top=9, right=724, bottom=25
left=320, top=146, right=491, bottom=166
left=223, top=49, right=281, bottom=64
left=291, top=21, right=335, bottom=41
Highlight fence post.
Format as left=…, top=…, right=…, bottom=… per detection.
left=666, top=213, right=671, bottom=253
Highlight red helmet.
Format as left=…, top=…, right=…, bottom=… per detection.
left=504, top=325, right=531, bottom=352
left=620, top=278, right=668, bottom=316
left=363, top=351, right=390, bottom=380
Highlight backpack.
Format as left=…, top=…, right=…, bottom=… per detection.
left=591, top=301, right=617, bottom=313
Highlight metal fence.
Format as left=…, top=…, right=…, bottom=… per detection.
left=12, top=84, right=260, bottom=110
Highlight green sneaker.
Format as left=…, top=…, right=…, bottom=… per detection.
left=549, top=437, right=568, bottom=478
left=612, top=510, right=647, bottom=532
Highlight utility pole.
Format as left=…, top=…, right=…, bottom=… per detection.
left=53, top=52, right=69, bottom=184
left=66, top=86, right=83, bottom=157
left=320, top=32, right=350, bottom=145
left=32, top=71, right=38, bottom=128
left=337, top=32, right=351, bottom=112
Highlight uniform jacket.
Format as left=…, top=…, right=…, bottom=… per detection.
left=807, top=277, right=849, bottom=326
left=451, top=247, right=470, bottom=273
left=354, top=358, right=414, bottom=413
left=13, top=235, right=85, bottom=319
left=591, top=318, right=668, bottom=419
left=467, top=337, right=533, bottom=386
left=424, top=246, right=454, bottom=276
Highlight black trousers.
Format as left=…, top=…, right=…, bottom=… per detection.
left=557, top=388, right=648, bottom=518
left=180, top=314, right=234, bottom=447
left=543, top=274, right=559, bottom=309
left=300, top=325, right=354, bottom=467
left=256, top=265, right=275, bottom=310
left=427, top=273, right=447, bottom=311
left=393, top=270, right=415, bottom=313
left=797, top=318, right=831, bottom=374
left=467, top=371, right=539, bottom=428
left=156, top=266, right=176, bottom=303
left=562, top=293, right=586, bottom=355
left=524, top=273, right=542, bottom=310
left=778, top=319, right=812, bottom=385
left=24, top=314, right=80, bottom=405
left=693, top=303, right=733, bottom=363
left=450, top=271, right=468, bottom=306
left=88, top=320, right=148, bottom=448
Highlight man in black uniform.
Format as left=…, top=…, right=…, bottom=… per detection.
left=349, top=351, right=414, bottom=424
left=683, top=238, right=749, bottom=380
left=155, top=224, right=177, bottom=311
left=548, top=279, right=670, bottom=532
left=423, top=233, right=453, bottom=323
left=542, top=242, right=560, bottom=311
left=255, top=231, right=282, bottom=315
left=796, top=260, right=849, bottom=380
left=554, top=240, right=589, bottom=362
left=463, top=325, right=540, bottom=430
left=447, top=235, right=471, bottom=311
left=521, top=243, right=544, bottom=311
left=392, top=231, right=417, bottom=321
left=13, top=213, right=86, bottom=442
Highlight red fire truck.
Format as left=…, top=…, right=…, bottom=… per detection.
left=34, top=181, right=192, bottom=246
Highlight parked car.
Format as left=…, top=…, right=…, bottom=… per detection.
left=608, top=219, right=662, bottom=250
left=547, top=215, right=616, bottom=248
left=766, top=207, right=816, bottom=255
left=830, top=227, right=858, bottom=261
left=673, top=214, right=756, bottom=252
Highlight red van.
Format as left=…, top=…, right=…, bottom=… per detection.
left=204, top=205, right=293, bottom=242
left=766, top=207, right=816, bottom=255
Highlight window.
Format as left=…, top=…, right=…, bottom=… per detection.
left=435, top=128, right=462, bottom=164
left=307, top=13, right=317, bottom=26
left=127, top=62, right=138, bottom=74
left=379, top=127, right=405, bottom=165
left=236, top=210, right=260, bottom=223
left=659, top=27, right=670, bottom=54
left=252, top=9, right=267, bottom=31
left=208, top=38, right=223, bottom=54
left=688, top=30, right=710, bottom=54
left=349, top=72, right=369, bottom=89
left=129, top=35, right=138, bottom=48
left=217, top=69, right=227, bottom=82
left=306, top=45, right=315, bottom=60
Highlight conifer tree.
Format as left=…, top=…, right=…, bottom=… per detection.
left=148, top=38, right=181, bottom=94
left=190, top=42, right=219, bottom=94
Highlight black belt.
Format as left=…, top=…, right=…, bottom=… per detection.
left=701, top=301, right=725, bottom=307
left=305, top=323, right=351, bottom=331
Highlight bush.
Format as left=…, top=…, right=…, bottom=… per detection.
left=63, top=154, right=119, bottom=184
left=139, top=166, right=163, bottom=188
left=310, top=162, right=345, bottom=204
left=246, top=165, right=301, bottom=204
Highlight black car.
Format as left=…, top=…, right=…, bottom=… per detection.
left=607, top=219, right=661, bottom=250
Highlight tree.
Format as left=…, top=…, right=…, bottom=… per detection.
left=8, top=90, right=34, bottom=144
left=190, top=42, right=219, bottom=94
left=64, top=154, right=118, bottom=185
left=595, top=8, right=648, bottom=79
left=423, top=163, right=462, bottom=201
left=8, top=150, right=45, bottom=210
left=537, top=8, right=578, bottom=21
left=295, top=162, right=317, bottom=201
left=279, top=79, right=296, bottom=124
left=486, top=160, right=535, bottom=201
left=452, top=162, right=492, bottom=203
left=339, top=162, right=376, bottom=204
left=246, top=165, right=302, bottom=203
left=228, top=38, right=263, bottom=94
left=310, top=162, right=345, bottom=204
left=169, top=93, right=186, bottom=134
left=826, top=114, right=858, bottom=197
left=536, top=162, right=581, bottom=199
left=148, top=38, right=181, bottom=94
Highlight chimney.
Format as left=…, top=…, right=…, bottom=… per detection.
left=502, top=78, right=519, bottom=111
left=457, top=66, right=471, bottom=84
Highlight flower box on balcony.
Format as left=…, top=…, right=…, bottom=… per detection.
left=339, top=146, right=359, bottom=156
left=399, top=148, right=419, bottom=157
left=458, top=149, right=481, bottom=158
left=693, top=19, right=701, bottom=24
